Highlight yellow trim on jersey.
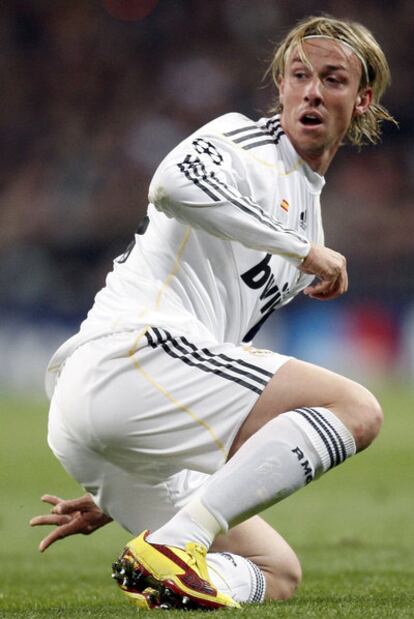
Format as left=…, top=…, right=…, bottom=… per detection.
left=128, top=326, right=227, bottom=458
left=155, top=225, right=192, bottom=309
left=137, top=225, right=192, bottom=322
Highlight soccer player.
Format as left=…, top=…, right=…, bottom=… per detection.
left=32, top=15, right=395, bottom=610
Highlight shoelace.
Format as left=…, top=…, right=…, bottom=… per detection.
left=185, top=543, right=209, bottom=580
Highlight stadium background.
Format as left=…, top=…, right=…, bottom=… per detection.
left=1, top=3, right=414, bottom=616
left=1, top=0, right=413, bottom=393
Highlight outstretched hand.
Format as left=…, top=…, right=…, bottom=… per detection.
left=299, top=244, right=348, bottom=300
left=29, top=494, right=113, bottom=552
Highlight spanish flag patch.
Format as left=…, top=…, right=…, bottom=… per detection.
left=280, top=199, right=289, bottom=212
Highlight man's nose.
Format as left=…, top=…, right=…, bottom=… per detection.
left=304, top=77, right=323, bottom=104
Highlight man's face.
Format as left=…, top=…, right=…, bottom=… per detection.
left=279, top=38, right=370, bottom=172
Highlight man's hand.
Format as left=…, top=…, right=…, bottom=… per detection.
left=29, top=494, right=113, bottom=552
left=299, top=244, right=348, bottom=300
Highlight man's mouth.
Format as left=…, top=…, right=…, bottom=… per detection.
left=300, top=113, right=323, bottom=126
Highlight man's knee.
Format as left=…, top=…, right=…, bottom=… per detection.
left=343, top=384, right=383, bottom=451
left=264, top=546, right=302, bottom=600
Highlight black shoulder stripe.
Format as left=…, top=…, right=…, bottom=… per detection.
left=240, top=123, right=284, bottom=150
left=231, top=124, right=284, bottom=151
left=224, top=120, right=285, bottom=151
left=233, top=131, right=270, bottom=144
left=224, top=124, right=259, bottom=137
left=243, top=139, right=281, bottom=150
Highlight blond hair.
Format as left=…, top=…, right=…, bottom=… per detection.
left=268, top=15, right=397, bottom=146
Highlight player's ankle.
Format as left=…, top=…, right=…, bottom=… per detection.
left=147, top=498, right=223, bottom=549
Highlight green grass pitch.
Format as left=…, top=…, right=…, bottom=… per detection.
left=1, top=383, right=414, bottom=618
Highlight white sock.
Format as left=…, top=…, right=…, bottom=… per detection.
left=206, top=552, right=266, bottom=603
left=202, top=407, right=356, bottom=529
left=147, top=497, right=221, bottom=548
left=148, top=408, right=355, bottom=548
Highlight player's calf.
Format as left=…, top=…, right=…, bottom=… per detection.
left=262, top=544, right=302, bottom=601
left=210, top=515, right=302, bottom=603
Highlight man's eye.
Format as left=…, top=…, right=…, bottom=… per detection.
left=326, top=76, right=343, bottom=86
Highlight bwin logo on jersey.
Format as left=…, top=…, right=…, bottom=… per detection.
left=241, top=253, right=289, bottom=315
left=241, top=254, right=290, bottom=341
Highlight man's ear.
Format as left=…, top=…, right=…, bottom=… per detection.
left=353, top=87, right=373, bottom=117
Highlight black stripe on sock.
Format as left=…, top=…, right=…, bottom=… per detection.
left=295, top=408, right=336, bottom=468
left=304, top=407, right=347, bottom=462
left=300, top=407, right=344, bottom=465
left=246, top=558, right=266, bottom=603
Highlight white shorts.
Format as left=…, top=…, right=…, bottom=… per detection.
left=48, top=327, right=290, bottom=533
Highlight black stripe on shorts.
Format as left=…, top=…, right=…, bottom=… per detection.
left=145, top=327, right=273, bottom=395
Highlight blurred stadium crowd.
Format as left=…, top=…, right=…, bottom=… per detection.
left=1, top=0, right=413, bottom=390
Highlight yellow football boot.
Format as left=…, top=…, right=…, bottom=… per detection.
left=112, top=530, right=241, bottom=610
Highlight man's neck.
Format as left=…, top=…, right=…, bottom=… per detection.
left=280, top=123, right=341, bottom=175
left=297, top=147, right=336, bottom=175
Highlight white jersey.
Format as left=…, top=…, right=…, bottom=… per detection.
left=46, top=113, right=325, bottom=394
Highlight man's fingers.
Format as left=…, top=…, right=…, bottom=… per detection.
left=30, top=514, right=71, bottom=527
left=304, top=279, right=333, bottom=296
left=41, top=495, right=63, bottom=507
left=38, top=529, right=66, bottom=552
left=304, top=278, right=343, bottom=300
left=40, top=495, right=89, bottom=515
left=54, top=496, right=94, bottom=515
left=39, top=493, right=94, bottom=515
left=303, top=263, right=348, bottom=300
left=342, top=269, right=349, bottom=293
left=38, top=519, right=82, bottom=552
left=41, top=494, right=80, bottom=516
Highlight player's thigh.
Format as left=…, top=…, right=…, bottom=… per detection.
left=229, top=357, right=382, bottom=456
left=49, top=396, right=212, bottom=534
left=211, top=516, right=301, bottom=600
